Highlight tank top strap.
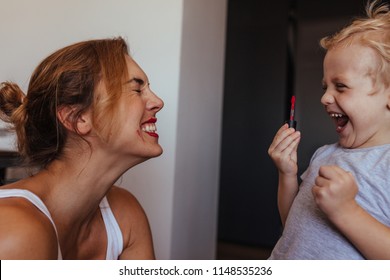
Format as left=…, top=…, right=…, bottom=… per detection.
left=0, top=188, right=62, bottom=260
left=99, top=196, right=123, bottom=260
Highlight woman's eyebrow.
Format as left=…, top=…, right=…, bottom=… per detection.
left=126, top=77, right=145, bottom=86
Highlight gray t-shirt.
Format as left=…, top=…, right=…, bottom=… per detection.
left=269, top=143, right=390, bottom=259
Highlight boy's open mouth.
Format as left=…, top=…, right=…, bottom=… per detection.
left=330, top=113, right=349, bottom=132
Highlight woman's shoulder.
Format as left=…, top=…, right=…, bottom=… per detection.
left=105, top=186, right=155, bottom=259
left=0, top=195, right=58, bottom=259
left=106, top=186, right=147, bottom=221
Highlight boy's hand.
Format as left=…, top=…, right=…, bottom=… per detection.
left=268, top=123, right=301, bottom=176
left=312, top=165, right=359, bottom=221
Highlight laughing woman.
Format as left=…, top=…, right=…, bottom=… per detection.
left=0, top=37, right=164, bottom=259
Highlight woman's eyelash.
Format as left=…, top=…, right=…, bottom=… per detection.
left=128, top=82, right=150, bottom=94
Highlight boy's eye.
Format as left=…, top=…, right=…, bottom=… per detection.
left=336, top=83, right=346, bottom=88
left=335, top=83, right=349, bottom=92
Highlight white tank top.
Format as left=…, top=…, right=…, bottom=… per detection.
left=0, top=189, right=123, bottom=259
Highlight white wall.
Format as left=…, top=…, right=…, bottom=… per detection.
left=0, top=0, right=226, bottom=259
left=171, top=0, right=227, bottom=259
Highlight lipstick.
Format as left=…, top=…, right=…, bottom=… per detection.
left=141, top=118, right=159, bottom=138
left=287, top=95, right=297, bottom=129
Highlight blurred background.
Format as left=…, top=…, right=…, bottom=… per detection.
left=1, top=0, right=386, bottom=259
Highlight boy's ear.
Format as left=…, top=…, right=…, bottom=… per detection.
left=57, top=106, right=92, bottom=135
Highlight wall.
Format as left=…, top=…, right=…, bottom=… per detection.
left=0, top=0, right=226, bottom=259
left=171, top=0, right=227, bottom=259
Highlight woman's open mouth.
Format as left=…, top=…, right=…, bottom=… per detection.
left=141, top=118, right=159, bottom=138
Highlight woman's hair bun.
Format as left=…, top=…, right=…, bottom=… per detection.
left=0, top=82, right=25, bottom=121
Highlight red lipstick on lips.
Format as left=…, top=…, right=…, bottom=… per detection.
left=146, top=117, right=157, bottom=124
left=142, top=117, right=159, bottom=138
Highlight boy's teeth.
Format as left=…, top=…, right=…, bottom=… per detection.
left=330, top=113, right=343, bottom=118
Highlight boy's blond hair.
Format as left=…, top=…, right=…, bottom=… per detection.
left=320, top=0, right=390, bottom=88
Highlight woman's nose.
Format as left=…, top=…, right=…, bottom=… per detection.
left=147, top=91, right=164, bottom=112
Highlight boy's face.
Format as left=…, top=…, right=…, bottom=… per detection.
left=321, top=43, right=390, bottom=149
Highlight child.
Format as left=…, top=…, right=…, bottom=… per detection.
left=268, top=0, right=390, bottom=259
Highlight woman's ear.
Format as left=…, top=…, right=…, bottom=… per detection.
left=57, top=106, right=92, bottom=135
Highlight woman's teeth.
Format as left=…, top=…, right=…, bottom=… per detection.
left=142, top=123, right=157, bottom=133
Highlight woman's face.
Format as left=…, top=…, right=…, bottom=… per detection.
left=107, top=55, right=164, bottom=164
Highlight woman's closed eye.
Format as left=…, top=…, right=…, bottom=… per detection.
left=133, top=83, right=150, bottom=94
left=127, top=77, right=149, bottom=94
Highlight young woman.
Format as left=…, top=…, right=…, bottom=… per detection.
left=0, top=37, right=164, bottom=259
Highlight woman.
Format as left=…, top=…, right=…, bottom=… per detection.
left=0, top=37, right=164, bottom=259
